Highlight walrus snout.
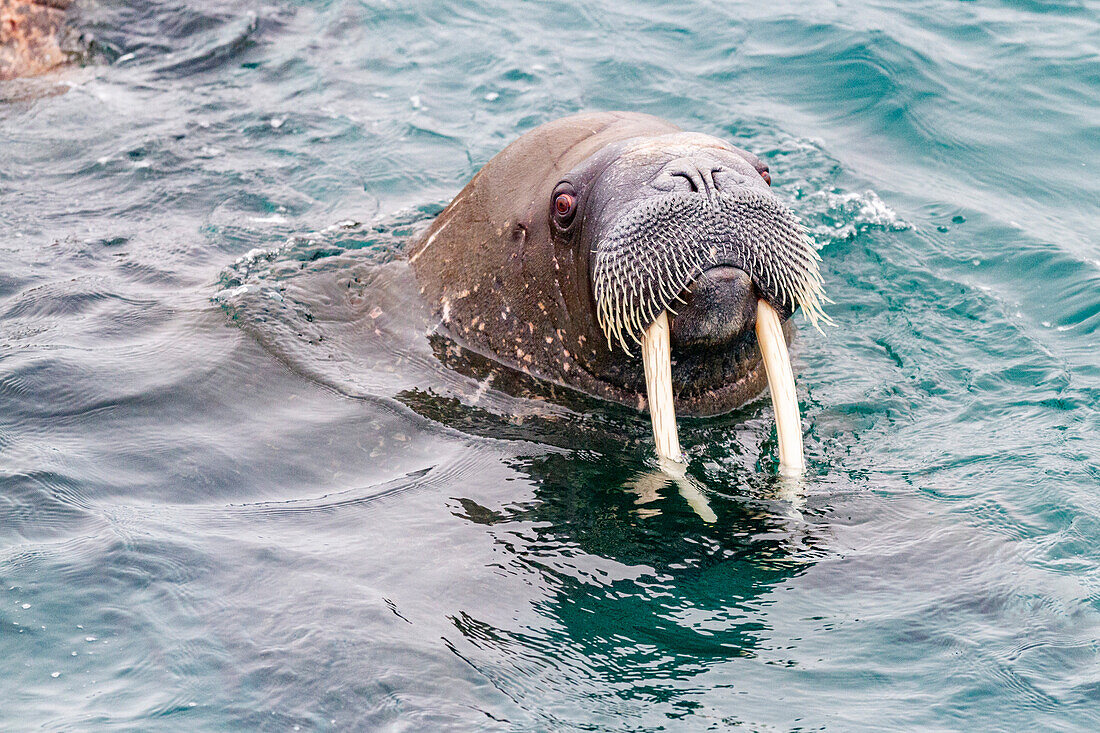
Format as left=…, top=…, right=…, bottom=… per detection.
left=670, top=266, right=758, bottom=349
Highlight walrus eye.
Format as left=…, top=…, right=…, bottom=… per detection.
left=555, top=193, right=575, bottom=217
left=551, top=184, right=578, bottom=227
left=760, top=169, right=772, bottom=185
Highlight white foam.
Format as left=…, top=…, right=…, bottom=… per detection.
left=809, top=189, right=909, bottom=241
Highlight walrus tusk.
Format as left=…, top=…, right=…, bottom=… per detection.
left=643, top=303, right=804, bottom=479
left=642, top=312, right=717, bottom=521
left=641, top=310, right=684, bottom=464
left=755, top=300, right=805, bottom=476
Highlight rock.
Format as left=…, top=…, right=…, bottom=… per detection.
left=0, top=0, right=72, bottom=80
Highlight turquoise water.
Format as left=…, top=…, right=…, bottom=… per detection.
left=3, top=0, right=1100, bottom=729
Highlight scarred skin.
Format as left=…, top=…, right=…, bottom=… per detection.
left=0, top=0, right=71, bottom=80
left=408, top=112, right=797, bottom=416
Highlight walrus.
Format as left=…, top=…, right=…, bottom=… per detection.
left=0, top=0, right=72, bottom=80
left=409, top=112, right=827, bottom=474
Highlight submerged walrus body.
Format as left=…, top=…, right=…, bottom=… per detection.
left=409, top=112, right=825, bottom=460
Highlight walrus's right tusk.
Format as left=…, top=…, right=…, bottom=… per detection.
left=755, top=300, right=805, bottom=476
left=642, top=312, right=719, bottom=521
left=641, top=310, right=683, bottom=464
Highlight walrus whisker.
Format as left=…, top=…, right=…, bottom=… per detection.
left=594, top=190, right=827, bottom=350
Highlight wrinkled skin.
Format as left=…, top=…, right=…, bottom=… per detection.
left=0, top=0, right=71, bottom=80
left=409, top=111, right=799, bottom=416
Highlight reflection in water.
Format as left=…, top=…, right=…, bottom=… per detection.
left=442, top=445, right=830, bottom=716
left=207, top=202, right=841, bottom=718
left=626, top=467, right=717, bottom=523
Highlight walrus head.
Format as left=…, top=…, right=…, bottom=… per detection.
left=558, top=131, right=825, bottom=394
left=409, top=112, right=827, bottom=467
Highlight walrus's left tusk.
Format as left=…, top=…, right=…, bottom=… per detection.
left=755, top=299, right=805, bottom=476
left=641, top=310, right=684, bottom=463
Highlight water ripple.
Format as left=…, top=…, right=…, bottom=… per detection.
left=3, top=0, right=1100, bottom=729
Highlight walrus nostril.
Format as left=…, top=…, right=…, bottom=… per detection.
left=672, top=172, right=699, bottom=193
left=653, top=158, right=718, bottom=196
left=708, top=166, right=724, bottom=192
left=669, top=266, right=758, bottom=348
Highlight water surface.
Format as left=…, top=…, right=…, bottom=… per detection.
left=3, top=0, right=1100, bottom=729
